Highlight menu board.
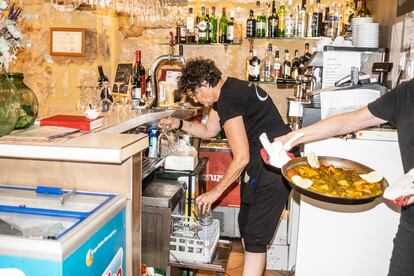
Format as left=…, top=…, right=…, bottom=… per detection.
left=322, top=51, right=361, bottom=88
left=397, top=0, right=414, bottom=17
left=112, top=63, right=133, bottom=94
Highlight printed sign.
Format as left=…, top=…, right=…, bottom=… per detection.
left=112, top=63, right=133, bottom=94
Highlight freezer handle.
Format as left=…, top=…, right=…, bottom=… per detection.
left=36, top=186, right=62, bottom=195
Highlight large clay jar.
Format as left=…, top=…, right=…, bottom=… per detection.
left=1, top=73, right=39, bottom=129
left=0, top=75, right=20, bottom=136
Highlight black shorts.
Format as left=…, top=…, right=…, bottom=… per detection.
left=238, top=158, right=290, bottom=253
left=388, top=212, right=414, bottom=276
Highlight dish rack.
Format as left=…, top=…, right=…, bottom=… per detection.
left=170, top=214, right=220, bottom=264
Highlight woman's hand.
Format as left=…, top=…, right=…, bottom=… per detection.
left=195, top=189, right=221, bottom=214
left=158, top=117, right=180, bottom=131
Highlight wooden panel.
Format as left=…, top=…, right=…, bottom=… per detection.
left=132, top=153, right=142, bottom=276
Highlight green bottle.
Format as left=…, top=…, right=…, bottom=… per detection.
left=209, top=6, right=218, bottom=43
left=198, top=7, right=209, bottom=44
left=256, top=7, right=267, bottom=37
left=219, top=7, right=228, bottom=43
left=277, top=0, right=286, bottom=37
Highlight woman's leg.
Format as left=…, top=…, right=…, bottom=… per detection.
left=243, top=251, right=266, bottom=276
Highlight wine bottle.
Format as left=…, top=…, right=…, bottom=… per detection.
left=268, top=0, right=278, bottom=38
left=198, top=7, right=209, bottom=44
left=227, top=10, right=235, bottom=44
left=277, top=0, right=286, bottom=37
left=355, top=0, right=371, bottom=17
left=146, top=68, right=152, bottom=98
left=256, top=5, right=267, bottom=38
left=248, top=50, right=261, bottom=82
left=131, top=50, right=146, bottom=102
left=246, top=10, right=256, bottom=38
left=209, top=6, right=218, bottom=43
left=219, top=7, right=228, bottom=43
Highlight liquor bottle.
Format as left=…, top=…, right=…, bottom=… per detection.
left=145, top=68, right=152, bottom=98
left=219, top=7, right=228, bottom=43
left=256, top=5, right=267, bottom=37
left=335, top=3, right=343, bottom=36
left=263, top=44, right=275, bottom=82
left=293, top=5, right=300, bottom=37
left=285, top=0, right=294, bottom=38
left=322, top=7, right=330, bottom=37
left=209, top=6, right=218, bottom=43
left=234, top=7, right=243, bottom=44
left=246, top=10, right=256, bottom=37
left=298, top=0, right=307, bottom=38
left=283, top=49, right=291, bottom=79
left=246, top=45, right=254, bottom=80
left=186, top=7, right=195, bottom=43
left=248, top=50, right=261, bottom=82
left=198, top=7, right=209, bottom=44
left=312, top=0, right=323, bottom=37
left=307, top=0, right=314, bottom=37
left=131, top=50, right=146, bottom=102
left=227, top=10, right=235, bottom=44
left=299, top=43, right=312, bottom=74
left=326, top=4, right=337, bottom=38
left=274, top=50, right=282, bottom=81
left=194, top=14, right=200, bottom=43
left=291, top=49, right=300, bottom=79
left=98, top=65, right=112, bottom=112
left=206, top=8, right=211, bottom=43
left=268, top=0, right=278, bottom=38
left=355, top=0, right=371, bottom=17
left=176, top=13, right=186, bottom=43
left=277, top=0, right=286, bottom=37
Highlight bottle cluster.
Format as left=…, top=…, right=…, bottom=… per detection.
left=246, top=42, right=312, bottom=82
left=176, top=6, right=243, bottom=44
left=246, top=0, right=346, bottom=39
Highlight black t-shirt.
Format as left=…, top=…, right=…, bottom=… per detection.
left=213, top=77, right=291, bottom=157
left=368, top=78, right=414, bottom=229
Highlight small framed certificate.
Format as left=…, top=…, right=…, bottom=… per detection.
left=50, top=27, right=85, bottom=57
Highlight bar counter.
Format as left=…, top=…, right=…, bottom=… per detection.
left=0, top=107, right=195, bottom=276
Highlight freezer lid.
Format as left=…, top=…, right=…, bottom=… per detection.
left=0, top=185, right=116, bottom=217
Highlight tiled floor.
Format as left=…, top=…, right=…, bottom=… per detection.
left=172, top=239, right=293, bottom=276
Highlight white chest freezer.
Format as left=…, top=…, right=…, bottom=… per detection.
left=0, top=185, right=126, bottom=276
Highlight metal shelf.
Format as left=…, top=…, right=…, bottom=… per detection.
left=245, top=36, right=321, bottom=40
left=142, top=157, right=165, bottom=180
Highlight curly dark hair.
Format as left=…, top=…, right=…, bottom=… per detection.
left=177, top=58, right=222, bottom=94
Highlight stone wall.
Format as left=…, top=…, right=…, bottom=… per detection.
left=10, top=0, right=380, bottom=121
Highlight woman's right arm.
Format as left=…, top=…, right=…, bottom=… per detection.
left=158, top=108, right=221, bottom=139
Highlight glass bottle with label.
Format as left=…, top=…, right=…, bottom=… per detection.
left=312, top=0, right=323, bottom=37
left=291, top=49, right=300, bottom=80
left=246, top=45, right=254, bottom=80
left=131, top=50, right=146, bottom=105
left=219, top=7, right=228, bottom=43
left=176, top=13, right=186, bottom=44
left=298, top=0, right=307, bottom=38
left=263, top=44, right=275, bottom=82
left=198, top=7, right=209, bottom=44
left=256, top=6, right=267, bottom=37
left=322, top=7, right=330, bottom=37
left=274, top=50, right=282, bottom=81
left=227, top=10, right=235, bottom=44
left=283, top=49, right=291, bottom=79
left=248, top=50, right=261, bottom=82
left=194, top=14, right=200, bottom=44
left=209, top=7, right=218, bottom=43
left=186, top=7, right=195, bottom=43
left=234, top=7, right=243, bottom=44
left=285, top=0, right=294, bottom=38
left=277, top=0, right=286, bottom=37
left=268, top=0, right=278, bottom=38
left=246, top=10, right=256, bottom=37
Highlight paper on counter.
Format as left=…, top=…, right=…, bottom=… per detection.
left=320, top=89, right=380, bottom=119
left=322, top=51, right=361, bottom=89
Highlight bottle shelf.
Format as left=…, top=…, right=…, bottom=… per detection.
left=252, top=78, right=299, bottom=85
left=245, top=37, right=321, bottom=40
left=160, top=42, right=242, bottom=46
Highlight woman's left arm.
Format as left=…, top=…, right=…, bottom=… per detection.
left=196, top=116, right=250, bottom=213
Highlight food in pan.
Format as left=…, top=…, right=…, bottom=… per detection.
left=286, top=164, right=383, bottom=199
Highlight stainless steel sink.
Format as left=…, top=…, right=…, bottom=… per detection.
left=142, top=179, right=184, bottom=209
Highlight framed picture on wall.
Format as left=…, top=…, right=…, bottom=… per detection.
left=50, top=27, right=85, bottom=57
left=112, top=63, right=133, bottom=94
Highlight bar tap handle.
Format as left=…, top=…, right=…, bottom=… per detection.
left=169, top=31, right=175, bottom=58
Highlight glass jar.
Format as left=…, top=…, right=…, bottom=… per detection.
left=0, top=75, right=20, bottom=136
left=1, top=73, right=39, bottom=129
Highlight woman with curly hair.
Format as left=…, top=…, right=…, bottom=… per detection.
left=159, top=58, right=292, bottom=276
